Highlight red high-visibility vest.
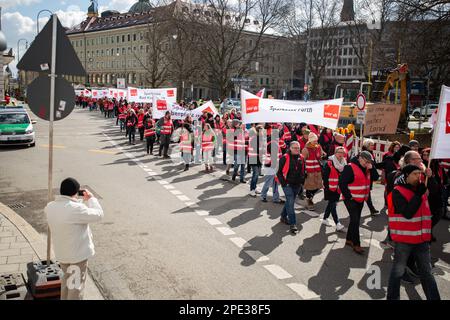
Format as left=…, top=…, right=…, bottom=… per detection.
left=144, top=120, right=156, bottom=137
left=305, top=146, right=322, bottom=173
left=265, top=141, right=282, bottom=167
left=202, top=133, right=214, bottom=151
left=440, top=159, right=450, bottom=173
left=161, top=119, right=173, bottom=135
left=347, top=163, right=371, bottom=202
left=387, top=185, right=432, bottom=244
left=282, top=125, right=292, bottom=141
left=275, top=153, right=304, bottom=183
left=137, top=114, right=144, bottom=128
left=179, top=130, right=193, bottom=152
left=327, top=161, right=340, bottom=194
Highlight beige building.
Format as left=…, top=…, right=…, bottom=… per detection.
left=66, top=0, right=296, bottom=100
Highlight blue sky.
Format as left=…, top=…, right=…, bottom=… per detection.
left=1, top=0, right=139, bottom=75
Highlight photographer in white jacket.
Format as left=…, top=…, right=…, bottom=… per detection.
left=45, top=178, right=104, bottom=300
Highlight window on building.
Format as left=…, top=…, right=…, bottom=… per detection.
left=111, top=37, right=114, bottom=44
left=128, top=34, right=131, bottom=42
left=122, top=47, right=125, bottom=55
left=354, top=57, right=358, bottom=65
left=344, top=38, right=348, bottom=45
left=343, top=48, right=347, bottom=55
left=133, top=46, right=136, bottom=52
left=140, top=45, right=143, bottom=52
left=140, top=33, right=143, bottom=40
left=337, top=69, right=341, bottom=76
left=343, top=58, right=347, bottom=66
left=266, top=78, right=269, bottom=85
left=146, top=45, right=149, bottom=53
left=349, top=48, right=353, bottom=55
left=260, top=78, right=263, bottom=85
left=128, top=47, right=131, bottom=54
left=117, top=36, right=120, bottom=43
left=122, top=35, right=125, bottom=42
left=133, top=34, right=137, bottom=41
left=106, top=49, right=110, bottom=56
left=348, top=58, right=352, bottom=65
left=332, top=69, right=336, bottom=76
left=353, top=68, right=357, bottom=76
left=342, top=69, right=346, bottom=76
left=106, top=37, right=109, bottom=45
left=338, top=58, right=341, bottom=66
left=358, top=69, right=363, bottom=75
left=101, top=50, right=104, bottom=56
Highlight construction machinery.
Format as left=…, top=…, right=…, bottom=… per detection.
left=381, top=63, right=409, bottom=129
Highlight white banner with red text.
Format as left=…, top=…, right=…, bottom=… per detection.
left=240, top=89, right=343, bottom=129
left=430, top=85, right=450, bottom=160
left=128, top=87, right=177, bottom=104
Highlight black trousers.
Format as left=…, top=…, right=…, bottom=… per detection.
left=344, top=199, right=364, bottom=247
left=128, top=127, right=135, bottom=143
left=146, top=136, right=155, bottom=154
left=159, top=134, right=171, bottom=156
left=365, top=192, right=376, bottom=211
left=139, top=127, right=145, bottom=141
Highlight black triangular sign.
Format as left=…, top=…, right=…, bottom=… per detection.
left=17, top=15, right=86, bottom=76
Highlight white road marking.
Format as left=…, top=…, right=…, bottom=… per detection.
left=243, top=249, right=270, bottom=263
left=286, top=283, right=319, bottom=299
left=158, top=180, right=169, bottom=185
left=195, top=210, right=209, bottom=216
left=363, top=238, right=383, bottom=250
left=229, top=237, right=250, bottom=249
left=205, top=218, right=222, bottom=226
left=216, top=227, right=236, bottom=236
left=302, top=210, right=320, bottom=217
left=185, top=202, right=198, bottom=207
left=147, top=172, right=158, bottom=176
left=163, top=185, right=175, bottom=190
left=170, top=190, right=183, bottom=195
left=263, top=264, right=293, bottom=280
left=177, top=195, right=190, bottom=202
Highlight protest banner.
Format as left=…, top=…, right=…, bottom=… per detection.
left=362, top=103, right=402, bottom=136
left=430, top=85, right=450, bottom=159
left=91, top=89, right=108, bottom=99
left=240, top=90, right=343, bottom=129
left=127, top=87, right=177, bottom=104
left=190, top=101, right=219, bottom=119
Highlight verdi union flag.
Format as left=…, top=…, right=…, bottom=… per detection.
left=430, top=85, right=450, bottom=160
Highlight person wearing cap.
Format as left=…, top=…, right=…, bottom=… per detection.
left=386, top=164, right=440, bottom=300
left=361, top=139, right=382, bottom=215
left=409, top=140, right=420, bottom=152
left=302, top=132, right=325, bottom=210
left=339, top=151, right=375, bottom=254
left=45, top=178, right=104, bottom=300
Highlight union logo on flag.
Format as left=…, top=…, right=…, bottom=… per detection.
left=324, top=104, right=339, bottom=119
left=156, top=100, right=167, bottom=110
left=245, top=99, right=259, bottom=114
left=130, top=89, right=138, bottom=97
left=446, top=103, right=450, bottom=134
left=167, top=90, right=174, bottom=97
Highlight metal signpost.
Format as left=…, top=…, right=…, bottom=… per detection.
left=356, top=93, right=366, bottom=152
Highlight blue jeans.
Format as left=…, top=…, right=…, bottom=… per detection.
left=261, top=175, right=280, bottom=202
left=324, top=200, right=339, bottom=224
left=387, top=242, right=440, bottom=300
left=233, top=153, right=246, bottom=181
left=250, top=165, right=261, bottom=191
left=281, top=185, right=300, bottom=225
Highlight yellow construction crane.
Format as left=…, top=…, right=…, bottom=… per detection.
left=382, top=63, right=409, bottom=129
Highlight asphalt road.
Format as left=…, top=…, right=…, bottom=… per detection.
left=0, top=106, right=449, bottom=300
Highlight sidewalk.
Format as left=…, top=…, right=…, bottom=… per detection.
left=0, top=202, right=104, bottom=300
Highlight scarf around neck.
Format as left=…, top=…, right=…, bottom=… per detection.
left=329, top=154, right=347, bottom=172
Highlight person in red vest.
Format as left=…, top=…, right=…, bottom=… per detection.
left=157, top=111, right=174, bottom=159
left=144, top=117, right=156, bottom=155
left=339, top=151, right=374, bottom=254
left=260, top=137, right=284, bottom=204
left=386, top=164, right=440, bottom=300
left=298, top=128, right=310, bottom=151
left=125, top=109, right=138, bottom=145
left=137, top=109, right=145, bottom=141
left=202, top=123, right=216, bottom=172
left=276, top=141, right=305, bottom=234
left=118, top=104, right=127, bottom=132
left=321, top=146, right=346, bottom=232
left=302, top=132, right=324, bottom=210
left=180, top=123, right=194, bottom=171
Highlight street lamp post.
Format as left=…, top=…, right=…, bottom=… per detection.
left=37, top=9, right=53, bottom=35
left=116, top=52, right=127, bottom=86
left=17, top=39, right=28, bottom=95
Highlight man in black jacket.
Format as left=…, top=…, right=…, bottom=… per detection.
left=276, top=141, right=306, bottom=234
left=339, top=151, right=374, bottom=254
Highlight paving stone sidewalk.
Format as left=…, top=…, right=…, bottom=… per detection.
left=0, top=202, right=104, bottom=300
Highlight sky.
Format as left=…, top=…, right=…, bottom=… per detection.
left=1, top=0, right=140, bottom=76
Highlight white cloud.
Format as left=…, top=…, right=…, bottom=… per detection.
left=0, top=0, right=40, bottom=9
left=3, top=12, right=35, bottom=36
left=106, top=0, right=136, bottom=13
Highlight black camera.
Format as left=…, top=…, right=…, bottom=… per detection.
left=78, top=190, right=85, bottom=196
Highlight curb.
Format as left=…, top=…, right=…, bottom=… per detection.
left=0, top=201, right=105, bottom=300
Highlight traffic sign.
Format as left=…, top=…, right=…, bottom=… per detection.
left=27, top=76, right=75, bottom=121
left=356, top=93, right=366, bottom=111
left=356, top=110, right=366, bottom=124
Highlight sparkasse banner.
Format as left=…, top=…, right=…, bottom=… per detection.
left=240, top=90, right=343, bottom=129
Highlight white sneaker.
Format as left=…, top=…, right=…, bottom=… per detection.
left=321, top=218, right=332, bottom=227
left=255, top=189, right=261, bottom=194
left=336, top=223, right=345, bottom=232
left=249, top=190, right=256, bottom=197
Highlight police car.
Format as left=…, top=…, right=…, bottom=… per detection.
left=0, top=106, right=36, bottom=147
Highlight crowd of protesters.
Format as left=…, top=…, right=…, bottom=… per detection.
left=76, top=93, right=450, bottom=300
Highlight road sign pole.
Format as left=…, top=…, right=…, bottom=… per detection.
left=47, top=14, right=57, bottom=266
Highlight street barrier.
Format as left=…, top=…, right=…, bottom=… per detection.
left=27, top=260, right=63, bottom=299
left=0, top=273, right=29, bottom=300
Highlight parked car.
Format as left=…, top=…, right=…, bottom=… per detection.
left=221, top=98, right=241, bottom=113
left=411, top=103, right=438, bottom=119
left=0, top=107, right=36, bottom=147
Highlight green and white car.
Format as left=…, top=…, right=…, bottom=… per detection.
left=0, top=107, right=36, bottom=147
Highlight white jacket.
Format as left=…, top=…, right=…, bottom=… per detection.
left=45, top=195, right=104, bottom=264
